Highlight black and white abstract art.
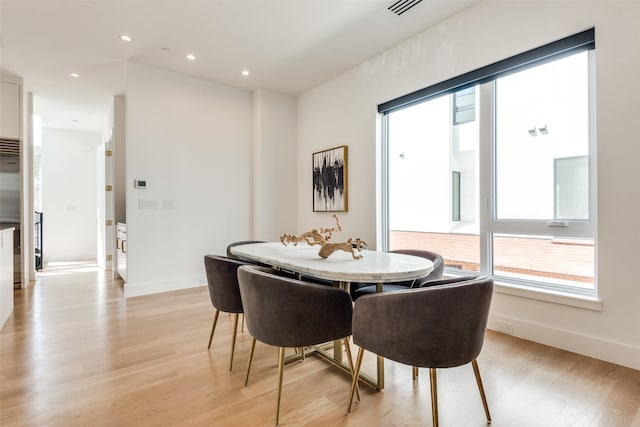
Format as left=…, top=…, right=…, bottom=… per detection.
left=312, top=145, right=348, bottom=212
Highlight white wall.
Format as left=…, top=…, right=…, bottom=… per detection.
left=23, top=89, right=34, bottom=285
left=251, top=89, right=297, bottom=240
left=125, top=62, right=251, bottom=297
left=41, top=128, right=100, bottom=261
left=297, top=1, right=640, bottom=370
left=113, top=95, right=126, bottom=224
left=297, top=76, right=378, bottom=243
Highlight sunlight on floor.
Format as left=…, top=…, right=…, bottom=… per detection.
left=37, top=260, right=100, bottom=276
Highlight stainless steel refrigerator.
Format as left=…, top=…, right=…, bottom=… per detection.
left=0, top=148, right=21, bottom=284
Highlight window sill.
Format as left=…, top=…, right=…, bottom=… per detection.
left=493, top=281, right=602, bottom=311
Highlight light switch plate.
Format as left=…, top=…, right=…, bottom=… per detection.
left=138, top=199, right=157, bottom=209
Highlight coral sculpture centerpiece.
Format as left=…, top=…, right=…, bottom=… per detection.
left=280, top=215, right=367, bottom=260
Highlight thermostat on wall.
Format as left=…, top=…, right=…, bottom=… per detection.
left=134, top=179, right=147, bottom=189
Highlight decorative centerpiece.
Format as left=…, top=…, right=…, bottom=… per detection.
left=280, top=215, right=367, bottom=259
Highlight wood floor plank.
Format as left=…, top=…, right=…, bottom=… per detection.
left=1, top=262, right=640, bottom=426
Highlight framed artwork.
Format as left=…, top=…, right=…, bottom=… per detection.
left=312, top=145, right=348, bottom=212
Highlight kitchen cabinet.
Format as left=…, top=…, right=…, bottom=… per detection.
left=116, top=223, right=127, bottom=282
left=1, top=227, right=14, bottom=329
left=0, top=81, right=21, bottom=141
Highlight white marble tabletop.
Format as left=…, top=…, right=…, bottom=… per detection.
left=230, top=242, right=434, bottom=283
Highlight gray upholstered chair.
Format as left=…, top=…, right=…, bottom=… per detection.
left=228, top=239, right=333, bottom=286
left=203, top=255, right=250, bottom=371
left=226, top=240, right=267, bottom=260
left=350, top=249, right=445, bottom=300
left=347, top=276, right=494, bottom=427
left=237, top=264, right=356, bottom=426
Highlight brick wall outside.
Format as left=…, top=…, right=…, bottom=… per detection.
left=390, top=230, right=594, bottom=284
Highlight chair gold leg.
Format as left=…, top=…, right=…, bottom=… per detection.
left=472, top=358, right=492, bottom=423
left=343, top=338, right=360, bottom=402
left=429, top=368, right=438, bottom=427
left=207, top=309, right=220, bottom=349
left=244, top=338, right=256, bottom=387
left=347, top=347, right=365, bottom=413
left=276, top=347, right=286, bottom=426
left=229, top=313, right=240, bottom=371
left=241, top=313, right=245, bottom=333
left=413, top=366, right=419, bottom=381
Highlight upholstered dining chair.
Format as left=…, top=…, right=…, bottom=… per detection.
left=203, top=255, right=250, bottom=372
left=228, top=239, right=334, bottom=286
left=226, top=240, right=267, bottom=260
left=237, top=264, right=356, bottom=426
left=350, top=249, right=445, bottom=300
left=347, top=276, right=494, bottom=427
left=226, top=240, right=276, bottom=318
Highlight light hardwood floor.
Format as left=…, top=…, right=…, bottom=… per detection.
left=1, top=262, right=639, bottom=427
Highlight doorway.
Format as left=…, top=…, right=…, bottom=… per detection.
left=33, top=115, right=104, bottom=271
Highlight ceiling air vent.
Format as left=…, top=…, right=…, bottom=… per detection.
left=388, top=0, right=423, bottom=16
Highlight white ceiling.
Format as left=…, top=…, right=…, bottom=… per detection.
left=0, top=0, right=476, bottom=133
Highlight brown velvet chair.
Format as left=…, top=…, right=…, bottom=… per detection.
left=350, top=249, right=445, bottom=300
left=237, top=264, right=356, bottom=426
left=228, top=239, right=333, bottom=286
left=203, top=255, right=250, bottom=371
left=347, top=276, right=494, bottom=427
left=226, top=240, right=267, bottom=261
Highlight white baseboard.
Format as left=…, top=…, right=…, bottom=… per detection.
left=124, top=275, right=203, bottom=298
left=488, top=314, right=640, bottom=371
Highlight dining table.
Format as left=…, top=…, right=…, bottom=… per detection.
left=230, top=241, right=434, bottom=390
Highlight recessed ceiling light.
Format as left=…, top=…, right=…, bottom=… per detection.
left=69, top=73, right=80, bottom=78
left=120, top=34, right=133, bottom=42
left=241, top=70, right=250, bottom=76
left=186, top=54, right=196, bottom=61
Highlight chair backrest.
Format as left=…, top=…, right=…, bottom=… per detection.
left=352, top=276, right=493, bottom=369
left=350, top=249, right=446, bottom=297
left=390, top=249, right=444, bottom=286
left=203, top=255, right=249, bottom=314
left=226, top=240, right=266, bottom=259
left=418, top=275, right=477, bottom=288
left=237, top=265, right=353, bottom=348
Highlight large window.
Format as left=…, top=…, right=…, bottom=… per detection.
left=381, top=30, right=596, bottom=296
